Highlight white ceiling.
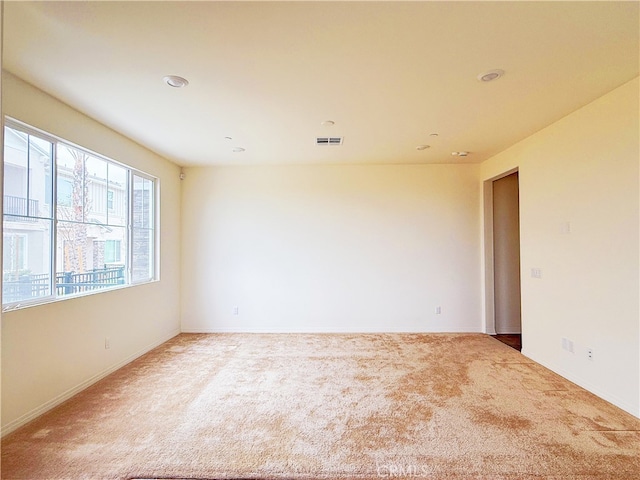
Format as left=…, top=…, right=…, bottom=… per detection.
left=3, top=1, right=639, bottom=167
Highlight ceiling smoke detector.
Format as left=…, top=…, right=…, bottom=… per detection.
left=477, top=69, right=505, bottom=82
left=163, top=75, right=189, bottom=88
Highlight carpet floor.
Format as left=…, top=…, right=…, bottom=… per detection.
left=2, top=333, right=640, bottom=479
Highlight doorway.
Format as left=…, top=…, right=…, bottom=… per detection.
left=490, top=172, right=522, bottom=351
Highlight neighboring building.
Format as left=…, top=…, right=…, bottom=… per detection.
left=3, top=126, right=51, bottom=282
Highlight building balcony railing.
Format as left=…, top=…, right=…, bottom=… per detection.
left=3, top=195, right=40, bottom=221
left=2, top=265, right=126, bottom=304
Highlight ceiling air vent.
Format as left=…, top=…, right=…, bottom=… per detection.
left=316, top=137, right=343, bottom=146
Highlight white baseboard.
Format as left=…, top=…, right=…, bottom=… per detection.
left=521, top=348, right=639, bottom=419
left=181, top=327, right=486, bottom=334
left=1, top=328, right=181, bottom=438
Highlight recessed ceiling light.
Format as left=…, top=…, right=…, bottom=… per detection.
left=429, top=133, right=439, bottom=138
left=224, top=136, right=233, bottom=141
left=321, top=120, right=335, bottom=127
left=477, top=69, right=505, bottom=82
left=163, top=75, right=189, bottom=88
left=451, top=151, right=470, bottom=157
left=416, top=145, right=430, bottom=151
left=232, top=147, right=245, bottom=153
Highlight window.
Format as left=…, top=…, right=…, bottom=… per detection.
left=131, top=175, right=155, bottom=282
left=104, top=240, right=122, bottom=263
left=3, top=234, right=27, bottom=272
left=107, top=190, right=114, bottom=210
left=57, top=178, right=73, bottom=206
left=2, top=119, right=158, bottom=309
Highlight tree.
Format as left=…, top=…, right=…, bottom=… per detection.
left=58, top=147, right=91, bottom=274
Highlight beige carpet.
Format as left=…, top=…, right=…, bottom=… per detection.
left=2, top=333, right=640, bottom=479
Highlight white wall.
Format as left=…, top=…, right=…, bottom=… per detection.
left=182, top=164, right=481, bottom=333
left=1, top=72, right=182, bottom=434
left=481, top=77, right=640, bottom=417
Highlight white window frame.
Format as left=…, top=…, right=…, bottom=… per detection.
left=2, top=117, right=159, bottom=311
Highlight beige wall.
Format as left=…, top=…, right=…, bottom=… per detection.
left=1, top=72, right=182, bottom=434
left=481, top=77, right=640, bottom=417
left=181, top=164, right=481, bottom=333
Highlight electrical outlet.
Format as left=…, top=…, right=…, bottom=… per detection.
left=531, top=268, right=542, bottom=279
left=587, top=348, right=594, bottom=361
left=435, top=306, right=442, bottom=315
left=233, top=306, right=239, bottom=315
left=105, top=337, right=111, bottom=350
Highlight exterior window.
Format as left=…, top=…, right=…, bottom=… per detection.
left=104, top=240, right=122, bottom=263
left=3, top=234, right=27, bottom=272
left=2, top=120, right=158, bottom=309
left=57, top=178, right=73, bottom=206
left=107, top=190, right=114, bottom=210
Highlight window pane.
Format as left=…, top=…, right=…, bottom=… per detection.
left=3, top=127, right=29, bottom=216
left=132, top=174, right=154, bottom=283
left=132, top=227, right=153, bottom=283
left=133, top=175, right=153, bottom=228
left=56, top=222, right=127, bottom=296
left=107, top=163, right=127, bottom=226
left=86, top=155, right=108, bottom=219
left=29, top=135, right=53, bottom=218
left=57, top=178, right=73, bottom=206
left=2, top=216, right=53, bottom=303
left=57, top=144, right=89, bottom=223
